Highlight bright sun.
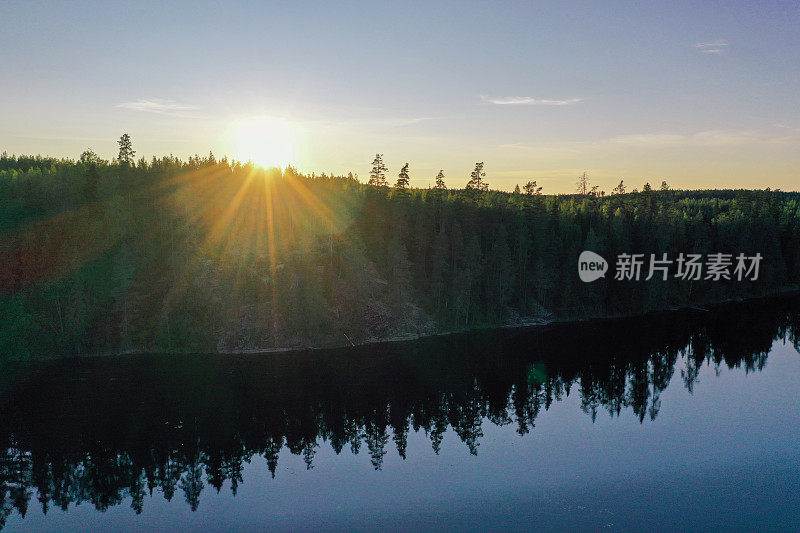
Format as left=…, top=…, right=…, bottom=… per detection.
left=233, top=118, right=295, bottom=168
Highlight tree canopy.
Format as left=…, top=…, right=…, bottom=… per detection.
left=0, top=148, right=798, bottom=357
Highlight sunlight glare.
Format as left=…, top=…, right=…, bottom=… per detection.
left=233, top=118, right=295, bottom=168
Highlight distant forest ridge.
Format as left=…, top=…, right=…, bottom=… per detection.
left=2, top=150, right=798, bottom=195
left=1, top=147, right=799, bottom=358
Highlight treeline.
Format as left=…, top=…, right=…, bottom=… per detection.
left=1, top=149, right=799, bottom=357
left=1, top=296, right=798, bottom=522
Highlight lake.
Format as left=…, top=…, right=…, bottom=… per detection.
left=1, top=296, right=799, bottom=531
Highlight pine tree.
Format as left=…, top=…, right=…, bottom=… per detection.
left=79, top=149, right=101, bottom=202
left=613, top=179, right=626, bottom=195
left=82, top=160, right=100, bottom=202
left=486, top=225, right=512, bottom=319
left=368, top=153, right=388, bottom=187
left=523, top=180, right=542, bottom=195
left=434, top=170, right=446, bottom=189
left=576, top=171, right=589, bottom=195
left=117, top=133, right=135, bottom=167
left=466, top=162, right=487, bottom=190
left=430, top=229, right=449, bottom=313
left=394, top=163, right=411, bottom=201
left=396, top=163, right=410, bottom=189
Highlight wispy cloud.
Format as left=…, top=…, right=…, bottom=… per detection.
left=309, top=115, right=439, bottom=130
left=381, top=116, right=437, bottom=127
left=481, top=95, right=583, bottom=106
left=117, top=99, right=199, bottom=116
left=611, top=133, right=690, bottom=146
left=611, top=129, right=798, bottom=147
left=694, top=39, right=728, bottom=54
left=497, top=142, right=581, bottom=155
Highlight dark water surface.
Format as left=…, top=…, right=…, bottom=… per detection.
left=2, top=297, right=800, bottom=531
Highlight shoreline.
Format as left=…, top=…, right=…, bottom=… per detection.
left=7, top=286, right=798, bottom=364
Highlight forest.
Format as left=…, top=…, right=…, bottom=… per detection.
left=1, top=145, right=800, bottom=358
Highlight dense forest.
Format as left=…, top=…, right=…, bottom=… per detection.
left=1, top=146, right=799, bottom=357
left=1, top=296, right=798, bottom=523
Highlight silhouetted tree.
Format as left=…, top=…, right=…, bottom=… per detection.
left=576, top=171, right=589, bottom=195
left=117, top=133, right=135, bottom=167
left=396, top=163, right=410, bottom=189
left=466, top=162, right=487, bottom=190
left=368, top=153, right=388, bottom=187
left=523, top=180, right=542, bottom=195
left=435, top=170, right=446, bottom=189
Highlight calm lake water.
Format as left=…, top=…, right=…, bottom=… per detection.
left=2, top=297, right=800, bottom=531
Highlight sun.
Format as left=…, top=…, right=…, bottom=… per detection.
left=233, top=117, right=295, bottom=168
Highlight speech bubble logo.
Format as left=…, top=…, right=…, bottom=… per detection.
left=578, top=251, right=608, bottom=282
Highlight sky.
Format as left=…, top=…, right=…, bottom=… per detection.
left=1, top=1, right=799, bottom=192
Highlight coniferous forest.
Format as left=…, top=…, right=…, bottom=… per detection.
left=1, top=147, right=799, bottom=359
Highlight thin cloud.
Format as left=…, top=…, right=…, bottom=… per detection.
left=611, top=133, right=688, bottom=146
left=497, top=142, right=581, bottom=155
left=117, top=99, right=199, bottom=116
left=694, top=39, right=728, bottom=54
left=481, top=95, right=583, bottom=106
left=310, top=115, right=439, bottom=130
left=381, top=116, right=437, bottom=127
left=611, top=129, right=798, bottom=147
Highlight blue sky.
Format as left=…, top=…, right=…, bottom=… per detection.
left=1, top=1, right=799, bottom=191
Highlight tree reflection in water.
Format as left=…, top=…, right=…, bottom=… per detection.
left=1, top=296, right=799, bottom=526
